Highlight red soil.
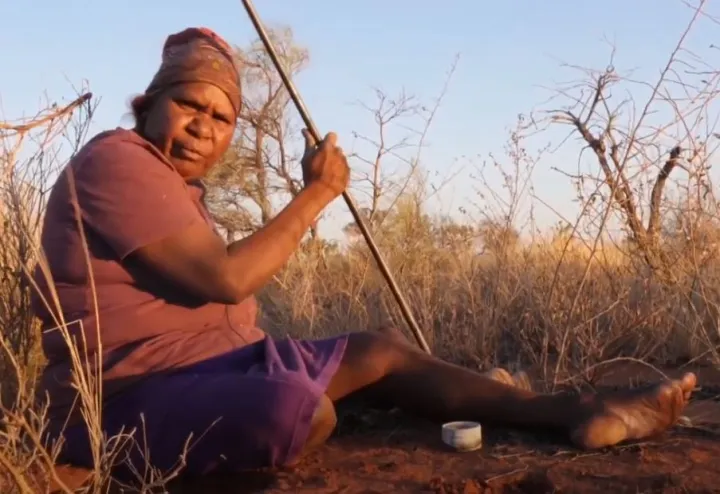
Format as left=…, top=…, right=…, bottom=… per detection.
left=51, top=364, right=720, bottom=493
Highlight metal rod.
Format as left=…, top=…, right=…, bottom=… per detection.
left=240, top=0, right=431, bottom=355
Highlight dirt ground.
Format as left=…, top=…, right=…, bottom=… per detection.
left=53, top=363, right=720, bottom=494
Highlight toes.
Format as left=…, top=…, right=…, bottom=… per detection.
left=658, top=381, right=682, bottom=402
left=671, top=386, right=687, bottom=421
left=669, top=372, right=696, bottom=393
left=680, top=372, right=697, bottom=392
left=670, top=372, right=696, bottom=403
left=658, top=382, right=689, bottom=425
left=658, top=384, right=674, bottom=398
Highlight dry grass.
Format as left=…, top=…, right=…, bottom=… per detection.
left=3, top=113, right=720, bottom=493
left=2, top=5, right=720, bottom=489
left=264, top=222, right=720, bottom=378
left=0, top=91, right=197, bottom=493
left=2, top=135, right=720, bottom=493
left=4, top=185, right=720, bottom=491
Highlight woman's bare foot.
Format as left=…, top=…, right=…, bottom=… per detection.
left=376, top=326, right=535, bottom=392
left=571, top=372, right=697, bottom=449
left=483, top=367, right=533, bottom=391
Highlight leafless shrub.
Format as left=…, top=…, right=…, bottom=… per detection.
left=205, top=26, right=314, bottom=239
left=4, top=11, right=720, bottom=491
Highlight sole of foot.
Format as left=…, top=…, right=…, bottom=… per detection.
left=571, top=372, right=697, bottom=450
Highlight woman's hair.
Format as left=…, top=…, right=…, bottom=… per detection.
left=129, top=93, right=152, bottom=127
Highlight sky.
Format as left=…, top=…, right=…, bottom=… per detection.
left=1, top=0, right=718, bottom=241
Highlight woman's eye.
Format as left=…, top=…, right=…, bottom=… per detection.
left=176, top=99, right=198, bottom=110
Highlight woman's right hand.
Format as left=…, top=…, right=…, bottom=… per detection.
left=301, top=129, right=350, bottom=199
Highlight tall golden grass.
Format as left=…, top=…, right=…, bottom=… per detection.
left=3, top=105, right=720, bottom=493
left=3, top=16, right=720, bottom=487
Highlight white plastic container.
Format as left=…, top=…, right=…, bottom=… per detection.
left=441, top=421, right=483, bottom=451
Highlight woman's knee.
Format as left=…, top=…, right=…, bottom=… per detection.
left=285, top=394, right=336, bottom=466
left=305, top=394, right=337, bottom=449
left=375, top=326, right=414, bottom=348
left=345, top=331, right=418, bottom=373
left=325, top=331, right=425, bottom=401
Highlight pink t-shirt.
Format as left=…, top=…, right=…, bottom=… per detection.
left=33, top=128, right=265, bottom=421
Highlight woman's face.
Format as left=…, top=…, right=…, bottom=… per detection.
left=141, top=82, right=237, bottom=181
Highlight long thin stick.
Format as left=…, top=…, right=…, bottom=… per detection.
left=240, top=0, right=431, bottom=354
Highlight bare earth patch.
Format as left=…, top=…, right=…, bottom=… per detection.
left=53, top=364, right=720, bottom=493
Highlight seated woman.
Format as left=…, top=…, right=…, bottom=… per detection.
left=34, top=26, right=696, bottom=479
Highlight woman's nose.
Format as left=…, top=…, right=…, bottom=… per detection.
left=187, top=114, right=213, bottom=139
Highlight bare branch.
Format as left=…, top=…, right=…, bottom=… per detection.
left=0, top=93, right=92, bottom=134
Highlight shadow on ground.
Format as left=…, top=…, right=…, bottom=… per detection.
left=54, top=364, right=720, bottom=494
left=160, top=399, right=720, bottom=494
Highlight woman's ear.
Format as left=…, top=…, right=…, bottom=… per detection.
left=130, top=94, right=152, bottom=128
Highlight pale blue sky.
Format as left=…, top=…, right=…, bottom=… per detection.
left=1, top=1, right=717, bottom=240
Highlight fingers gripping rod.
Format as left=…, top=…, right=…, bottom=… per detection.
left=240, top=0, right=431, bottom=355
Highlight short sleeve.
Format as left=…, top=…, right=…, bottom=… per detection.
left=69, top=134, right=203, bottom=259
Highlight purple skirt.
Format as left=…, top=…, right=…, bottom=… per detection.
left=53, top=334, right=348, bottom=478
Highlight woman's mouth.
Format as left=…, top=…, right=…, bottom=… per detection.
left=172, top=144, right=203, bottom=161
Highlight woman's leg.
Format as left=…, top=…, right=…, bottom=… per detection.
left=325, top=330, right=696, bottom=450
left=94, top=371, right=341, bottom=478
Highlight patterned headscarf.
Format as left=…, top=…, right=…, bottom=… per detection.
left=144, top=27, right=241, bottom=116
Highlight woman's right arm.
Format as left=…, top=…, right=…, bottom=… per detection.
left=131, top=181, right=336, bottom=304
left=121, top=131, right=348, bottom=305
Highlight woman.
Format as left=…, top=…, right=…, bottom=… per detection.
left=34, top=27, right=696, bottom=479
